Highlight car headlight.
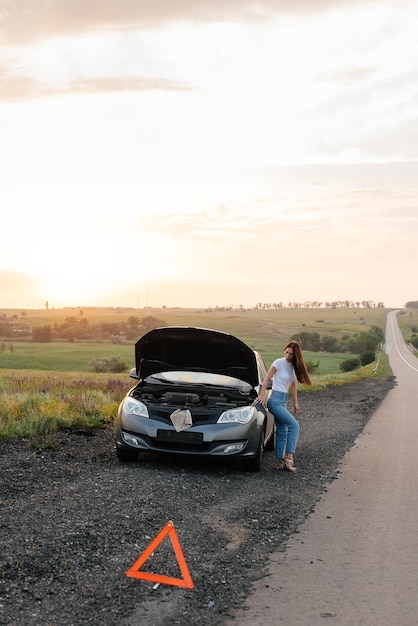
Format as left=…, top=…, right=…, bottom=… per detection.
left=122, top=397, right=149, bottom=418
left=217, top=406, right=255, bottom=424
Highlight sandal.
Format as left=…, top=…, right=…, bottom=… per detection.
left=284, top=458, right=297, bottom=473
left=276, top=459, right=286, bottom=471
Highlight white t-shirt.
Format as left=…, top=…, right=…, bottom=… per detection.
left=271, top=357, right=296, bottom=393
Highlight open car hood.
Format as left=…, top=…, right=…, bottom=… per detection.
left=134, top=326, right=259, bottom=387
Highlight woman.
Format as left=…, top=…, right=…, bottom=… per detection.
left=258, top=341, right=312, bottom=472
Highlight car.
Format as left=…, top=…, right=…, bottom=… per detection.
left=115, top=326, right=275, bottom=471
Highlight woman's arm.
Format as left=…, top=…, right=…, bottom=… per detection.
left=289, top=380, right=299, bottom=415
left=257, top=364, right=276, bottom=404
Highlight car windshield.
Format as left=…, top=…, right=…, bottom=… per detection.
left=149, top=371, right=252, bottom=391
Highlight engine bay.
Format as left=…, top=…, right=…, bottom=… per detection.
left=132, top=383, right=255, bottom=409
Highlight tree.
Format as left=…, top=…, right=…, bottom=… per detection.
left=127, top=316, right=141, bottom=331
left=290, top=331, right=321, bottom=351
left=32, top=325, right=53, bottom=342
left=405, top=301, right=418, bottom=309
left=344, top=325, right=384, bottom=354
left=321, top=335, right=339, bottom=353
left=369, top=325, right=384, bottom=344
left=140, top=316, right=166, bottom=331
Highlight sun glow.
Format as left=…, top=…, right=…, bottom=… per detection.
left=0, top=2, right=417, bottom=310
left=8, top=225, right=182, bottom=308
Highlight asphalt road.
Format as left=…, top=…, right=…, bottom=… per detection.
left=227, top=310, right=418, bottom=626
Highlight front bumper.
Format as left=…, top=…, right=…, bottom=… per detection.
left=116, top=416, right=262, bottom=458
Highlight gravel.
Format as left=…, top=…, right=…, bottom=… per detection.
left=0, top=376, right=395, bottom=626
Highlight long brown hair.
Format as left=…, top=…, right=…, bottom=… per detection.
left=285, top=340, right=312, bottom=386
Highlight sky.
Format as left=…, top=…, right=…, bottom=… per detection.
left=1, top=0, right=417, bottom=310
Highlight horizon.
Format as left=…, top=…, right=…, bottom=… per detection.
left=0, top=300, right=405, bottom=314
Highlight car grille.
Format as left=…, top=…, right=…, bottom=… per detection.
left=148, top=407, right=223, bottom=425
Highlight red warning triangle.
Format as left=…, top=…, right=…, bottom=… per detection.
left=126, top=520, right=194, bottom=589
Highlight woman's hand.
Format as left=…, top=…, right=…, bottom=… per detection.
left=293, top=402, right=300, bottom=416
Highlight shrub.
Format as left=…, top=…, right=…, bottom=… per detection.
left=409, top=334, right=418, bottom=350
left=90, top=356, right=127, bottom=373
left=340, top=357, right=361, bottom=372
left=360, top=351, right=375, bottom=366
left=305, top=359, right=319, bottom=374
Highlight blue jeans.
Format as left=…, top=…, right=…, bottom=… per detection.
left=267, top=391, right=300, bottom=459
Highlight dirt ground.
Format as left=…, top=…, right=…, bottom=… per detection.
left=0, top=375, right=395, bottom=626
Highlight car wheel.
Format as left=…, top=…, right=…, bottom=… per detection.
left=245, top=432, right=264, bottom=472
left=116, top=446, right=138, bottom=462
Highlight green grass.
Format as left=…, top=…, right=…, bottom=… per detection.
left=308, top=351, right=391, bottom=391
left=301, top=351, right=352, bottom=375
left=0, top=342, right=362, bottom=376
left=0, top=370, right=132, bottom=441
left=0, top=350, right=391, bottom=441
left=0, top=306, right=393, bottom=440
left=0, top=342, right=134, bottom=372
left=1, top=306, right=389, bottom=372
left=397, top=309, right=418, bottom=338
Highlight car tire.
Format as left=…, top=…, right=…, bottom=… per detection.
left=245, top=431, right=264, bottom=472
left=116, top=446, right=138, bottom=462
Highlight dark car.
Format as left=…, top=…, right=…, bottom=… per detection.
left=115, top=326, right=274, bottom=471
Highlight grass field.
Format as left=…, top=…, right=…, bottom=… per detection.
left=1, top=304, right=389, bottom=371
left=0, top=342, right=381, bottom=377
left=2, top=304, right=388, bottom=335
left=0, top=342, right=134, bottom=372
left=397, top=308, right=418, bottom=340
left=0, top=306, right=393, bottom=440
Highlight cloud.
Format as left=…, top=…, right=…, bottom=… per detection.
left=0, top=69, right=196, bottom=101
left=321, top=65, right=379, bottom=85
left=358, top=116, right=418, bottom=161
left=307, top=66, right=418, bottom=161
left=126, top=172, right=414, bottom=250
left=1, top=0, right=377, bottom=45
left=0, top=63, right=40, bottom=100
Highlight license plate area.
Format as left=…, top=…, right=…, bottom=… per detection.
left=157, top=429, right=203, bottom=444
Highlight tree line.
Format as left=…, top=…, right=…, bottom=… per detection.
left=254, top=300, right=385, bottom=310
left=290, top=325, right=385, bottom=355
left=292, top=326, right=385, bottom=374
left=0, top=315, right=167, bottom=343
